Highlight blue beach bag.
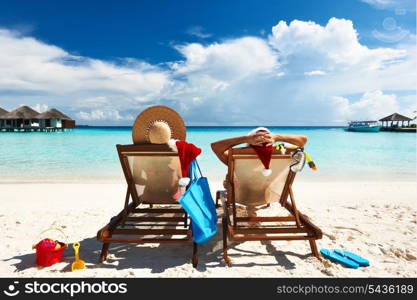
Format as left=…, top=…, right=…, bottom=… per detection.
left=179, top=160, right=218, bottom=244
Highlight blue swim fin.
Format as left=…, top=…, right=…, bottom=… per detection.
left=334, top=249, right=370, bottom=267
left=320, top=249, right=359, bottom=269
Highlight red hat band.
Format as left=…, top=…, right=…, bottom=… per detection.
left=168, top=139, right=202, bottom=186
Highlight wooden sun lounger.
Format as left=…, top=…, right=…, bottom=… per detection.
left=97, top=144, right=198, bottom=267
left=217, top=147, right=322, bottom=265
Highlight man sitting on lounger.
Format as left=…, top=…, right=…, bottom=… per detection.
left=212, top=129, right=322, bottom=262
left=211, top=127, right=307, bottom=216
left=211, top=127, right=307, bottom=165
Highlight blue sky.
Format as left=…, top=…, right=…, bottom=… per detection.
left=0, top=0, right=415, bottom=125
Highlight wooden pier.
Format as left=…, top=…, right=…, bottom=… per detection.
left=0, top=127, right=73, bottom=133
left=380, top=127, right=416, bottom=133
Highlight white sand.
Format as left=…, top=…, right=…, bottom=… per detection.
left=0, top=181, right=416, bottom=277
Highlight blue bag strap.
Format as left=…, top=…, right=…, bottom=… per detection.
left=188, top=159, right=198, bottom=181
left=188, top=159, right=202, bottom=180
left=194, top=160, right=203, bottom=177
left=188, top=163, right=194, bottom=181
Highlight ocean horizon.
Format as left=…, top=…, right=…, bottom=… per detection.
left=0, top=126, right=415, bottom=183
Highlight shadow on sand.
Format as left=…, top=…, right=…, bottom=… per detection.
left=4, top=223, right=314, bottom=274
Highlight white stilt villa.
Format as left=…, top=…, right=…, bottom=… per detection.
left=0, top=106, right=75, bottom=132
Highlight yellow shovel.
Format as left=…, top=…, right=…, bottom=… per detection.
left=71, top=242, right=86, bottom=271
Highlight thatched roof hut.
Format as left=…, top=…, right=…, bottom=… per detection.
left=2, top=106, right=40, bottom=119
left=379, top=113, right=413, bottom=128
left=36, top=108, right=75, bottom=129
left=0, top=107, right=8, bottom=117
left=36, top=108, right=72, bottom=120
left=0, top=106, right=75, bottom=131
left=379, top=113, right=413, bottom=122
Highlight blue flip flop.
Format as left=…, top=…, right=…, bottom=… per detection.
left=320, top=249, right=359, bottom=269
left=334, top=249, right=370, bottom=267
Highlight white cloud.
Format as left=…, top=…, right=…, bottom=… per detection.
left=0, top=17, right=415, bottom=125
left=398, top=94, right=417, bottom=121
left=167, top=18, right=414, bottom=125
left=32, top=103, right=48, bottom=113
left=331, top=90, right=400, bottom=121
left=360, top=0, right=416, bottom=10
left=304, top=70, right=326, bottom=76
left=0, top=28, right=170, bottom=106
left=0, top=28, right=176, bottom=124
left=186, top=26, right=212, bottom=39
left=173, top=37, right=278, bottom=81
left=361, top=0, right=395, bottom=8
left=76, top=109, right=134, bottom=121
left=269, top=18, right=406, bottom=72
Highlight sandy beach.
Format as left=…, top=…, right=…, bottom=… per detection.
left=0, top=180, right=416, bottom=278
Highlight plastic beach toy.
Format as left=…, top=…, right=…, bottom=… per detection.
left=320, top=249, right=359, bottom=269
left=33, top=238, right=67, bottom=267
left=334, top=249, right=370, bottom=267
left=71, top=242, right=86, bottom=271
left=305, top=152, right=317, bottom=171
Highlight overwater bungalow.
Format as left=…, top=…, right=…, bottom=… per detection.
left=379, top=113, right=415, bottom=132
left=0, top=107, right=8, bottom=128
left=1, top=106, right=40, bottom=130
left=0, top=106, right=75, bottom=132
left=36, top=108, right=75, bottom=129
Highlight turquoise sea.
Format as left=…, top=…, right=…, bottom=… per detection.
left=0, top=127, right=415, bottom=183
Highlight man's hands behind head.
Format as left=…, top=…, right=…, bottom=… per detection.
left=247, top=131, right=274, bottom=146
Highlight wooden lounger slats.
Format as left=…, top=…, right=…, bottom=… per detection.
left=229, top=226, right=311, bottom=235
left=133, top=208, right=185, bottom=214
left=122, top=223, right=187, bottom=227
left=112, top=228, right=190, bottom=235
left=100, top=237, right=192, bottom=244
left=230, top=235, right=315, bottom=242
left=235, top=216, right=295, bottom=222
left=125, top=216, right=186, bottom=222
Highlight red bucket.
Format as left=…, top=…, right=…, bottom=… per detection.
left=34, top=239, right=67, bottom=267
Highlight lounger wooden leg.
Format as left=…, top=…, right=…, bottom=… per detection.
left=289, top=188, right=302, bottom=228
left=99, top=242, right=110, bottom=263
left=309, top=239, right=321, bottom=260
left=192, top=242, right=198, bottom=268
left=222, top=216, right=232, bottom=266
left=184, top=212, right=188, bottom=228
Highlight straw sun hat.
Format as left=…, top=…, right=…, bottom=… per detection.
left=132, top=105, right=186, bottom=144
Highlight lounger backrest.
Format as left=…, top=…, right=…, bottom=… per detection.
left=230, top=148, right=293, bottom=207
left=117, top=144, right=183, bottom=204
